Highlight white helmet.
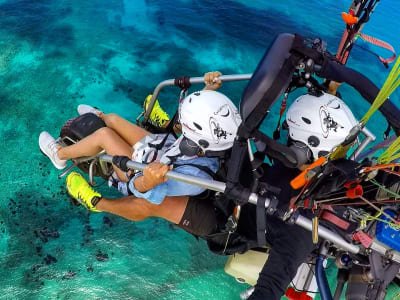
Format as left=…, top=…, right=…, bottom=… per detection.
left=179, top=90, right=242, bottom=155
left=285, top=92, right=358, bottom=163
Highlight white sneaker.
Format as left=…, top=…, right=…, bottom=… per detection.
left=39, top=131, right=67, bottom=170
left=77, top=104, right=101, bottom=116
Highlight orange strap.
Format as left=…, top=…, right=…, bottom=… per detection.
left=362, top=163, right=400, bottom=173
left=290, top=157, right=327, bottom=190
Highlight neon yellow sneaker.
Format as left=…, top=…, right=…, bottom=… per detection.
left=143, top=94, right=170, bottom=128
left=66, top=172, right=102, bottom=212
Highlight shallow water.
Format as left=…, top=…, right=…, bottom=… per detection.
left=0, top=0, right=399, bottom=299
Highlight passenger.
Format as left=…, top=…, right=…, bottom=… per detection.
left=39, top=72, right=241, bottom=206
left=62, top=90, right=358, bottom=300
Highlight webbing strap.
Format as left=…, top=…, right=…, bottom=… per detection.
left=361, top=54, right=400, bottom=125
left=357, top=135, right=397, bottom=161
left=253, top=130, right=299, bottom=168
left=358, top=33, right=396, bottom=65
left=379, top=136, right=400, bottom=163
left=146, top=133, right=172, bottom=163
left=256, top=196, right=267, bottom=247
left=321, top=211, right=350, bottom=231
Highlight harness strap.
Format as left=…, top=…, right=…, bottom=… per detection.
left=165, top=112, right=179, bottom=139
left=144, top=133, right=173, bottom=163
left=256, top=196, right=267, bottom=247
left=253, top=129, right=299, bottom=168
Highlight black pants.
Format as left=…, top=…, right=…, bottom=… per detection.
left=248, top=214, right=316, bottom=300
left=178, top=197, right=316, bottom=300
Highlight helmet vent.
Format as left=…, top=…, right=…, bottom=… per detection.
left=193, top=122, right=202, bottom=130
left=302, top=117, right=311, bottom=124
left=199, top=139, right=209, bottom=148
left=308, top=136, right=320, bottom=147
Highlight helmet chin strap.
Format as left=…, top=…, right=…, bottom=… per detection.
left=204, top=149, right=229, bottom=158
left=178, top=137, right=202, bottom=157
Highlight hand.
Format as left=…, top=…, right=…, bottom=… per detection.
left=327, top=81, right=342, bottom=96
left=141, top=162, right=173, bottom=191
left=203, top=71, right=222, bottom=91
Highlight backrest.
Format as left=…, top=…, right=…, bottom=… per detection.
left=240, top=33, right=297, bottom=132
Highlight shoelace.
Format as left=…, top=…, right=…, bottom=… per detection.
left=48, top=140, right=60, bottom=152
left=76, top=185, right=96, bottom=208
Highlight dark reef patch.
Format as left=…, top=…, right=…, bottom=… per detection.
left=0, top=0, right=74, bottom=48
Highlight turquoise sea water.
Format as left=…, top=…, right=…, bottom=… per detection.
left=0, top=0, right=400, bottom=299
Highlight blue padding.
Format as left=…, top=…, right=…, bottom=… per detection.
left=376, top=210, right=400, bottom=252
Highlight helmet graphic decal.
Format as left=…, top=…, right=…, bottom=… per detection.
left=320, top=106, right=344, bottom=138
left=182, top=122, right=196, bottom=132
left=319, top=106, right=329, bottom=138
left=287, top=117, right=298, bottom=126
left=210, top=117, right=228, bottom=142
left=214, top=104, right=230, bottom=117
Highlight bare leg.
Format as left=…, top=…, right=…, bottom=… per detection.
left=57, top=127, right=133, bottom=180
left=100, top=113, right=150, bottom=146
left=96, top=195, right=189, bottom=224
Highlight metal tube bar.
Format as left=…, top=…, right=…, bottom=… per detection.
left=99, top=154, right=226, bottom=192
left=295, top=215, right=360, bottom=254
left=99, top=154, right=359, bottom=255
left=240, top=287, right=255, bottom=300
left=58, top=162, right=78, bottom=179
left=143, top=74, right=252, bottom=122
left=89, top=160, right=96, bottom=185
left=353, top=126, right=376, bottom=160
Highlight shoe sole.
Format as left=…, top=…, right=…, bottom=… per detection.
left=66, top=188, right=83, bottom=207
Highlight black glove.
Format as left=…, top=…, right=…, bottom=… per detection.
left=112, top=155, right=131, bottom=172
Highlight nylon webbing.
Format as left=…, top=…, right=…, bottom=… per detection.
left=357, top=135, right=397, bottom=161
left=378, top=136, right=400, bottom=163
left=358, top=33, right=396, bottom=65
left=256, top=196, right=267, bottom=247
left=361, top=55, right=400, bottom=125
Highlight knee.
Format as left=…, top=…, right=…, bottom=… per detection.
left=102, top=113, right=120, bottom=127
left=93, top=127, right=119, bottom=147
left=95, top=127, right=116, bottom=139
